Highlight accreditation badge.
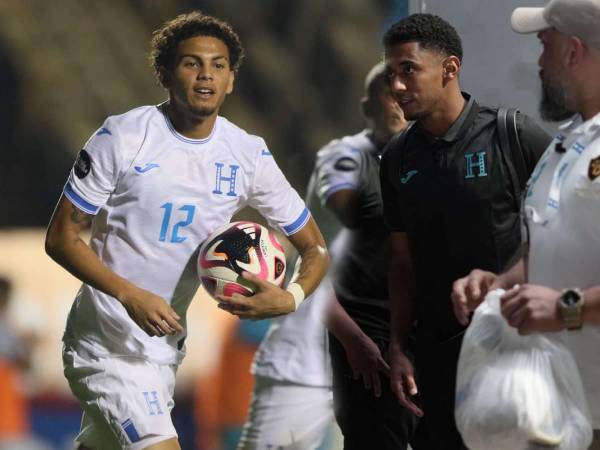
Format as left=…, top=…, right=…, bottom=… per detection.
left=588, top=155, right=600, bottom=181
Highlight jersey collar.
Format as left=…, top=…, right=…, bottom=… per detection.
left=158, top=102, right=218, bottom=145
left=414, top=92, right=478, bottom=144
left=440, top=93, right=476, bottom=142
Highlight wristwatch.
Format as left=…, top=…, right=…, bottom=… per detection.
left=558, top=288, right=585, bottom=330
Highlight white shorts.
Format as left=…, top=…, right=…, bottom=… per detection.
left=63, top=345, right=178, bottom=450
left=237, top=376, right=334, bottom=450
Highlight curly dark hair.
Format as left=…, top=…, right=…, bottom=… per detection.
left=383, top=13, right=463, bottom=62
left=150, top=11, right=245, bottom=84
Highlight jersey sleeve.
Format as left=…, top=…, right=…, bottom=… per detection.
left=247, top=142, right=310, bottom=236
left=516, top=113, right=553, bottom=175
left=314, top=144, right=362, bottom=206
left=380, top=140, right=406, bottom=231
left=63, top=119, right=122, bottom=215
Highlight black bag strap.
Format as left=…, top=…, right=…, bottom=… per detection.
left=497, top=108, right=527, bottom=208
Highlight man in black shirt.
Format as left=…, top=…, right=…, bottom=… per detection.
left=379, top=14, right=551, bottom=450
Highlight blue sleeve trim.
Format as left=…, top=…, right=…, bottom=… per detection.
left=321, top=182, right=357, bottom=201
left=64, top=183, right=99, bottom=215
left=121, top=419, right=141, bottom=443
left=282, top=207, right=311, bottom=236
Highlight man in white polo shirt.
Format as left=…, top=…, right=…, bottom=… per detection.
left=451, top=0, right=600, bottom=447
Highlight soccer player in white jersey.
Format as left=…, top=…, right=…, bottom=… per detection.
left=44, top=12, right=329, bottom=450
left=452, top=0, right=600, bottom=448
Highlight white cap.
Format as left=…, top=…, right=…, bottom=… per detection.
left=511, top=0, right=600, bottom=49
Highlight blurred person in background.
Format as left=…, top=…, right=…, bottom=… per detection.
left=236, top=257, right=338, bottom=450
left=379, top=13, right=551, bottom=450
left=0, top=276, right=50, bottom=450
left=317, top=63, right=424, bottom=450
left=45, top=10, right=328, bottom=450
left=452, top=0, right=600, bottom=448
left=195, top=319, right=270, bottom=450
left=0, top=276, right=29, bottom=446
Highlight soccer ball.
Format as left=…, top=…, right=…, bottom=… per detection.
left=197, top=221, right=287, bottom=299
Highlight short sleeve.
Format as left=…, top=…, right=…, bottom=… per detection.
left=63, top=118, right=122, bottom=215
left=380, top=140, right=406, bottom=231
left=247, top=143, right=309, bottom=236
left=314, top=144, right=362, bottom=206
left=516, top=113, right=552, bottom=174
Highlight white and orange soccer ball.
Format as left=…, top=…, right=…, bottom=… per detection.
left=197, top=221, right=287, bottom=299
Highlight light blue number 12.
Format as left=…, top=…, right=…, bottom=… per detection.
left=159, top=203, right=195, bottom=243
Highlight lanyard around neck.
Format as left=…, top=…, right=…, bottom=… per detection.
left=526, top=132, right=587, bottom=225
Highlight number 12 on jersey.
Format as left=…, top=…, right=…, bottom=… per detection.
left=159, top=203, right=195, bottom=243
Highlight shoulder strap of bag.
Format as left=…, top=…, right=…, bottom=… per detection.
left=497, top=108, right=527, bottom=207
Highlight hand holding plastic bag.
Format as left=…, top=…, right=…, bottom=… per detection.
left=455, top=289, right=592, bottom=450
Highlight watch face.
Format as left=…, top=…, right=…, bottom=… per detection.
left=560, top=289, right=583, bottom=330
left=562, top=290, right=581, bottom=306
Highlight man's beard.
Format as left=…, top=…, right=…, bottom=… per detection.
left=403, top=108, right=427, bottom=122
left=539, top=76, right=574, bottom=122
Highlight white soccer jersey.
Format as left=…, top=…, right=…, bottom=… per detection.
left=313, top=130, right=375, bottom=204
left=62, top=104, right=309, bottom=365
left=251, top=273, right=333, bottom=387
left=525, top=112, right=600, bottom=427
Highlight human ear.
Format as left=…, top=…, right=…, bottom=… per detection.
left=361, top=96, right=375, bottom=119
left=159, top=68, right=171, bottom=89
left=442, top=56, right=461, bottom=80
left=566, top=36, right=585, bottom=69
left=226, top=71, right=235, bottom=94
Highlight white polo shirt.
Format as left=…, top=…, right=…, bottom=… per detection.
left=525, top=112, right=600, bottom=427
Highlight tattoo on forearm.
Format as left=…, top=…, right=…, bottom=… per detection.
left=70, top=206, right=92, bottom=225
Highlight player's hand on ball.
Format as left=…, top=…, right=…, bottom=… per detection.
left=216, top=271, right=295, bottom=319
left=121, top=287, right=183, bottom=337
left=451, top=269, right=499, bottom=325
left=343, top=332, right=390, bottom=397
left=389, top=347, right=423, bottom=417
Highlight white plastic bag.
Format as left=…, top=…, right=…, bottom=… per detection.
left=455, top=289, right=592, bottom=450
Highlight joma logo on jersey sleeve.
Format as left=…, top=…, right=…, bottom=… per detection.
left=213, top=163, right=240, bottom=197
left=464, top=151, right=488, bottom=179
left=96, top=127, right=112, bottom=136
